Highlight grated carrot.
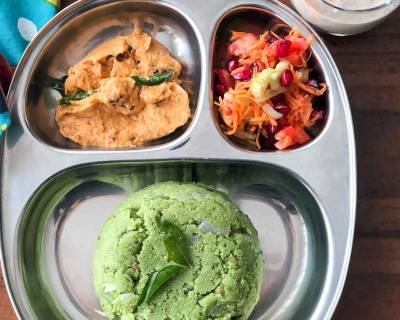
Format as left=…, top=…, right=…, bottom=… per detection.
left=216, top=27, right=328, bottom=149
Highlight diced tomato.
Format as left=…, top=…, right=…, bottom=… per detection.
left=215, top=69, right=235, bottom=91
left=275, top=135, right=293, bottom=150
left=267, top=41, right=278, bottom=57
left=290, top=38, right=309, bottom=50
left=293, top=126, right=311, bottom=144
left=282, top=53, right=304, bottom=67
left=228, top=33, right=258, bottom=56
left=269, top=35, right=310, bottom=67
left=267, top=35, right=309, bottom=67
left=274, top=126, right=310, bottom=150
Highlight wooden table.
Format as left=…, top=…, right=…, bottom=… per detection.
left=1, top=1, right=400, bottom=319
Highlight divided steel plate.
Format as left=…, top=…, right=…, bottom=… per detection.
left=1, top=1, right=356, bottom=319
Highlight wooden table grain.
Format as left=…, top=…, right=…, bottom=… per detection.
left=1, top=1, right=400, bottom=319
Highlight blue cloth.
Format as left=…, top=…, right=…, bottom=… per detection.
left=0, top=0, right=58, bottom=66
left=0, top=112, right=11, bottom=139
left=0, top=87, right=11, bottom=138
left=0, top=0, right=58, bottom=137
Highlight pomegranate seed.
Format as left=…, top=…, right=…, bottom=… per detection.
left=215, top=84, right=227, bottom=97
left=276, top=40, right=291, bottom=58
left=226, top=59, right=239, bottom=73
left=271, top=93, right=285, bottom=105
left=275, top=104, right=290, bottom=115
left=305, top=79, right=318, bottom=88
left=280, top=70, right=293, bottom=87
left=231, top=65, right=253, bottom=81
left=251, top=61, right=265, bottom=72
left=278, top=116, right=289, bottom=127
left=215, top=69, right=234, bottom=90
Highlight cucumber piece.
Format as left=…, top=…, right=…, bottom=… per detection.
left=250, top=79, right=267, bottom=102
left=258, top=68, right=274, bottom=82
left=269, top=71, right=282, bottom=90
left=264, top=87, right=287, bottom=101
left=275, top=60, right=290, bottom=72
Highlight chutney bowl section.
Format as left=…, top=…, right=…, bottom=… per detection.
left=23, top=0, right=204, bottom=151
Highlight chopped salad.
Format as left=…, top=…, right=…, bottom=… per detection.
left=214, top=27, right=327, bottom=151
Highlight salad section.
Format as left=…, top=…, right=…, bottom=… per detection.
left=214, top=24, right=328, bottom=151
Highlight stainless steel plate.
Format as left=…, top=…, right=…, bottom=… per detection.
left=1, top=0, right=356, bottom=320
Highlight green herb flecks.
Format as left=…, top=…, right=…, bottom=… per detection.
left=137, top=263, right=185, bottom=306
left=132, top=70, right=174, bottom=86
left=60, top=91, right=92, bottom=106
left=155, top=215, right=191, bottom=267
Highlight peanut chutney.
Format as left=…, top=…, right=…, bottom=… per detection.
left=55, top=29, right=190, bottom=148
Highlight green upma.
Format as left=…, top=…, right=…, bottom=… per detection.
left=93, top=182, right=264, bottom=320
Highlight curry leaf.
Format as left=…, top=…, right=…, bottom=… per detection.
left=155, top=215, right=191, bottom=267
left=38, top=75, right=93, bottom=106
left=135, top=216, right=191, bottom=307
left=60, top=91, right=92, bottom=106
left=132, top=70, right=174, bottom=86
left=137, top=263, right=185, bottom=305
